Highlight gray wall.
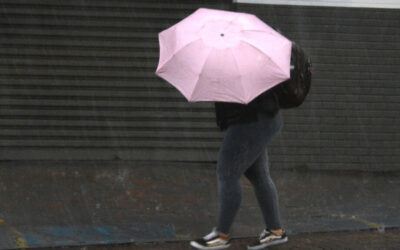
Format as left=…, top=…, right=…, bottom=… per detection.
left=234, top=3, right=400, bottom=171
left=0, top=0, right=230, bottom=162
left=1, top=0, right=399, bottom=171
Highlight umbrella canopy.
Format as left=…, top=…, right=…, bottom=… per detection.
left=155, top=8, right=292, bottom=104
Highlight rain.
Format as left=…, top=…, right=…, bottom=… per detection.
left=0, top=0, right=399, bottom=249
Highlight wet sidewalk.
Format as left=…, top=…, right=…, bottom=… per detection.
left=46, top=227, right=400, bottom=250
left=1, top=161, right=399, bottom=249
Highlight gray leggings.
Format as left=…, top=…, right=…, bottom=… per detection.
left=216, top=110, right=283, bottom=235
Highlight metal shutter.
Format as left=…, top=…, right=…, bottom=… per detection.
left=0, top=0, right=233, bottom=162
left=235, top=3, right=400, bottom=171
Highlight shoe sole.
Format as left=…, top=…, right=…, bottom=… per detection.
left=246, top=236, right=288, bottom=250
left=190, top=241, right=231, bottom=250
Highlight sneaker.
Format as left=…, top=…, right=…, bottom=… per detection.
left=247, top=228, right=288, bottom=250
left=190, top=227, right=231, bottom=249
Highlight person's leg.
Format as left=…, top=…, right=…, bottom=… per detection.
left=244, top=148, right=282, bottom=231
left=215, top=111, right=283, bottom=235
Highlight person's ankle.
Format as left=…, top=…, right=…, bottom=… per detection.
left=217, top=231, right=230, bottom=240
left=270, top=228, right=283, bottom=236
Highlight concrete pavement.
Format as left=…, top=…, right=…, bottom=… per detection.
left=1, top=161, right=399, bottom=249
left=43, top=227, right=400, bottom=250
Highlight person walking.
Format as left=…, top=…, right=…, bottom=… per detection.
left=155, top=8, right=312, bottom=250
left=190, top=86, right=288, bottom=250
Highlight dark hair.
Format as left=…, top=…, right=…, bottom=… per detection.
left=291, top=42, right=312, bottom=89
left=270, top=41, right=312, bottom=109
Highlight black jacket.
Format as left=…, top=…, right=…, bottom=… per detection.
left=214, top=89, right=280, bottom=131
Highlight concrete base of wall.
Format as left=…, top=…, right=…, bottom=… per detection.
left=0, top=161, right=399, bottom=249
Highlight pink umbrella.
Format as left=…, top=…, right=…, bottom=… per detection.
left=155, top=8, right=292, bottom=104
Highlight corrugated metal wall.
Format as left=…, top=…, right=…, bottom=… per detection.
left=0, top=0, right=232, bottom=162
left=1, top=0, right=399, bottom=171
left=234, top=3, right=400, bottom=171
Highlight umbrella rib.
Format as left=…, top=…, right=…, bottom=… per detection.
left=189, top=47, right=214, bottom=100
left=229, top=47, right=246, bottom=103
left=158, top=37, right=203, bottom=72
left=242, top=39, right=288, bottom=76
